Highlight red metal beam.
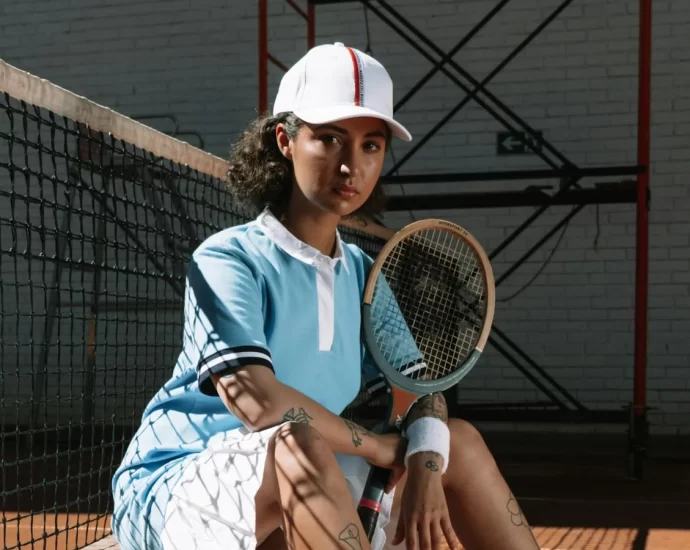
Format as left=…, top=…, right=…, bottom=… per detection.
left=258, top=1, right=316, bottom=114
left=268, top=53, right=289, bottom=72
left=258, top=0, right=268, bottom=114
left=286, top=0, right=309, bottom=20
left=634, top=0, right=651, bottom=421
left=308, top=1, right=316, bottom=48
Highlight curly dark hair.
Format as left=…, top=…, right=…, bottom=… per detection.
left=225, top=112, right=388, bottom=218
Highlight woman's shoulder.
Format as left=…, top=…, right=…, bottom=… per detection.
left=340, top=242, right=378, bottom=287
left=341, top=241, right=374, bottom=265
left=191, top=218, right=265, bottom=268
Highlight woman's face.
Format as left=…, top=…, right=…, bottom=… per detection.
left=277, top=116, right=388, bottom=218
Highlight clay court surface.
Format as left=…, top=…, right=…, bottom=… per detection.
left=3, top=432, right=688, bottom=550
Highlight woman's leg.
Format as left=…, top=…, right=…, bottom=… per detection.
left=256, top=422, right=371, bottom=550
left=257, top=419, right=539, bottom=550
left=441, top=419, right=539, bottom=550
left=385, top=418, right=539, bottom=550
left=160, top=421, right=370, bottom=550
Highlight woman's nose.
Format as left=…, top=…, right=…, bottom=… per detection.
left=340, top=147, right=358, bottom=176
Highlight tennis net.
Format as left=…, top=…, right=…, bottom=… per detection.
left=0, top=58, right=388, bottom=550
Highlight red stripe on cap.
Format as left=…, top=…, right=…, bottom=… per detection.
left=345, top=47, right=361, bottom=106
left=358, top=498, right=382, bottom=513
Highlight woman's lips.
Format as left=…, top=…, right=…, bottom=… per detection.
left=333, top=185, right=358, bottom=198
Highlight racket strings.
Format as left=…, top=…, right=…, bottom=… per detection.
left=404, top=231, right=483, bottom=379
left=371, top=229, right=488, bottom=381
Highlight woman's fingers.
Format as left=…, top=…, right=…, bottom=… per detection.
left=431, top=519, right=447, bottom=549
left=441, top=515, right=462, bottom=549
left=406, top=514, right=419, bottom=550
left=418, top=516, right=432, bottom=550
left=385, top=467, right=404, bottom=494
left=392, top=514, right=406, bottom=546
left=396, top=491, right=460, bottom=549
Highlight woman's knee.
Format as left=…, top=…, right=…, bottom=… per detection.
left=447, top=418, right=496, bottom=471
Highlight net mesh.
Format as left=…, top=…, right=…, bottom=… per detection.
left=0, top=60, right=386, bottom=549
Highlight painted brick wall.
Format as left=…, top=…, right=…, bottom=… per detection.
left=1, top=0, right=688, bottom=434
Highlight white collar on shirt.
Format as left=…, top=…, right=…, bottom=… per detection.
left=257, top=208, right=349, bottom=272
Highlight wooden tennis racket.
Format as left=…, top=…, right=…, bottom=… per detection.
left=353, top=218, right=496, bottom=541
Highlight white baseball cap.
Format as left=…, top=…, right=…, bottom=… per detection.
left=273, top=42, right=412, bottom=142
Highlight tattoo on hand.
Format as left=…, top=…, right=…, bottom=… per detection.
left=338, top=523, right=363, bottom=549
left=283, top=408, right=313, bottom=424
left=343, top=419, right=371, bottom=448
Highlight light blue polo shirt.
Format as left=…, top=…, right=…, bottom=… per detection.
left=111, top=208, right=386, bottom=550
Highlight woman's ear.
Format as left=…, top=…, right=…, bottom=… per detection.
left=275, top=124, right=293, bottom=160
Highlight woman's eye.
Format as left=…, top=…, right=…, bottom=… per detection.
left=320, top=134, right=339, bottom=145
left=364, top=141, right=382, bottom=152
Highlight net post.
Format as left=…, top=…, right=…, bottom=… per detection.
left=30, top=190, right=76, bottom=443
left=82, top=150, right=111, bottom=429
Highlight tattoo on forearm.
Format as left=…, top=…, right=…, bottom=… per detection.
left=338, top=523, right=363, bottom=549
left=343, top=419, right=371, bottom=448
left=405, top=392, right=448, bottom=430
left=283, top=408, right=313, bottom=424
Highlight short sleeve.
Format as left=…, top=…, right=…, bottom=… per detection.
left=358, top=250, right=387, bottom=396
left=185, top=242, right=272, bottom=396
left=365, top=271, right=427, bottom=379
left=361, top=348, right=387, bottom=397
left=359, top=252, right=425, bottom=395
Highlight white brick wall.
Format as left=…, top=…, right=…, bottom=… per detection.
left=1, top=0, right=689, bottom=435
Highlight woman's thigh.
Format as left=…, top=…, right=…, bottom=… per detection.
left=159, top=424, right=284, bottom=550
left=158, top=425, right=400, bottom=550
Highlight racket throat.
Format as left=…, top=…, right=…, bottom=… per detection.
left=390, top=387, right=417, bottom=431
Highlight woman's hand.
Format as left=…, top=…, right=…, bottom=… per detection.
left=392, top=451, right=461, bottom=550
left=369, top=433, right=407, bottom=473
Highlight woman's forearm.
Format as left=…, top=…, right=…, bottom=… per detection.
left=212, top=366, right=379, bottom=460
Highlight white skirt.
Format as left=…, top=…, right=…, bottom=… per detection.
left=159, top=423, right=401, bottom=550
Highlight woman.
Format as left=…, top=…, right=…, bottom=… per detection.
left=111, top=43, right=540, bottom=550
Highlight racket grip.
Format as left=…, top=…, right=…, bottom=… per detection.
left=356, top=465, right=391, bottom=542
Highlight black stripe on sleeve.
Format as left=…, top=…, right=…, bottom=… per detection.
left=197, top=345, right=273, bottom=397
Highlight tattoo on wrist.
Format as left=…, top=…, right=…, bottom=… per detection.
left=425, top=460, right=440, bottom=471
left=415, top=451, right=443, bottom=472
left=283, top=408, right=313, bottom=424
left=338, top=523, right=363, bottom=549
left=343, top=419, right=371, bottom=448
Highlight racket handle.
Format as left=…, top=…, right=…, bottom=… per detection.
left=356, top=465, right=391, bottom=542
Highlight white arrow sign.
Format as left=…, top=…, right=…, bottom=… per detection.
left=502, top=136, right=522, bottom=151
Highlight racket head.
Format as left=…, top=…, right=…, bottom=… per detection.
left=362, top=218, right=495, bottom=395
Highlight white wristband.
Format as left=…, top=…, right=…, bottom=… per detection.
left=403, top=417, right=450, bottom=474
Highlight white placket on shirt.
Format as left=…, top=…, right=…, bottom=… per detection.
left=314, top=257, right=337, bottom=352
